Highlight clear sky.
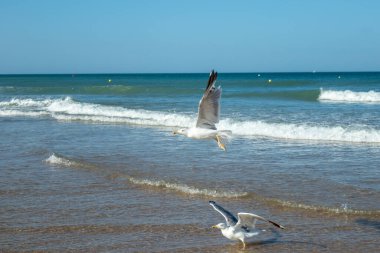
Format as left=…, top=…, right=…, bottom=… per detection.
left=1, top=0, right=380, bottom=74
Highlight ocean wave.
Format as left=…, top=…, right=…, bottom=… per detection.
left=44, top=153, right=380, bottom=216
left=47, top=98, right=192, bottom=127
left=260, top=196, right=380, bottom=216
left=45, top=153, right=75, bottom=167
left=0, top=97, right=56, bottom=107
left=0, top=97, right=192, bottom=127
left=319, top=89, right=380, bottom=103
left=3, top=97, right=380, bottom=143
left=44, top=153, right=247, bottom=198
left=226, top=89, right=320, bottom=102
left=219, top=119, right=380, bottom=143
left=0, top=109, right=49, bottom=117
left=128, top=177, right=248, bottom=198
left=45, top=153, right=97, bottom=170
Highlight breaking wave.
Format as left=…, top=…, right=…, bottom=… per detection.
left=128, top=176, right=380, bottom=215
left=319, top=89, right=380, bottom=103
left=44, top=153, right=380, bottom=217
left=128, top=177, right=248, bottom=198
left=219, top=119, right=380, bottom=143
left=44, top=153, right=247, bottom=198
left=45, top=153, right=98, bottom=171
left=0, top=109, right=49, bottom=117
left=2, top=97, right=380, bottom=143
left=45, top=153, right=75, bottom=167
left=260, top=196, right=380, bottom=216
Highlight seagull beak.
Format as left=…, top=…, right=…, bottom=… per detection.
left=172, top=130, right=177, bottom=135
left=211, top=225, right=217, bottom=229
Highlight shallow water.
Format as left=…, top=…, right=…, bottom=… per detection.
left=1, top=72, right=380, bottom=252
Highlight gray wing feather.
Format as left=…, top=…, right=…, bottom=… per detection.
left=209, top=201, right=238, bottom=226
left=237, top=212, right=285, bottom=230
left=196, top=70, right=221, bottom=130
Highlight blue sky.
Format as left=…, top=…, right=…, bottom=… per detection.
left=1, top=0, right=379, bottom=74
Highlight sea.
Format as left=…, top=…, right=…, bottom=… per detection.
left=1, top=72, right=379, bottom=252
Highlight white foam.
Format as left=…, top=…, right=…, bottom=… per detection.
left=45, top=97, right=193, bottom=127
left=1, top=97, right=193, bottom=127
left=268, top=198, right=380, bottom=215
left=319, top=89, right=380, bottom=103
left=44, top=152, right=247, bottom=198
left=2, top=97, right=380, bottom=143
left=0, top=110, right=49, bottom=117
left=128, top=177, right=248, bottom=198
left=0, top=97, right=56, bottom=107
left=45, top=153, right=74, bottom=167
left=218, top=119, right=380, bottom=143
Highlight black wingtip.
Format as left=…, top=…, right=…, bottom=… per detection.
left=269, top=220, right=285, bottom=229
left=205, top=70, right=218, bottom=91
left=209, top=200, right=216, bottom=205
left=210, top=70, right=217, bottom=79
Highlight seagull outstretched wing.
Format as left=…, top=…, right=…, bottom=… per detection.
left=237, top=212, right=285, bottom=230
left=209, top=201, right=238, bottom=226
left=196, top=70, right=221, bottom=130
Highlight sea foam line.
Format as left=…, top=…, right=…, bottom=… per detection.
left=0, top=97, right=193, bottom=127
left=262, top=197, right=380, bottom=216
left=220, top=119, right=380, bottom=143
left=0, top=110, right=49, bottom=117
left=44, top=154, right=380, bottom=216
left=3, top=97, right=380, bottom=143
left=0, top=97, right=58, bottom=107
left=319, top=89, right=380, bottom=103
left=128, top=177, right=248, bottom=198
left=44, top=153, right=247, bottom=198
left=46, top=97, right=193, bottom=127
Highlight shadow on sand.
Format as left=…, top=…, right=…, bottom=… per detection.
left=238, top=228, right=327, bottom=252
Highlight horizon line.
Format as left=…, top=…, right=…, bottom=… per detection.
left=1, top=70, right=380, bottom=75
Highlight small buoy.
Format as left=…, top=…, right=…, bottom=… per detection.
left=108, top=79, right=112, bottom=83
left=268, top=79, right=272, bottom=83
left=258, top=74, right=261, bottom=77
left=338, top=76, right=341, bottom=79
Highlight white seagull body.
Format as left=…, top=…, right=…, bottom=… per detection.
left=173, top=70, right=231, bottom=150
left=209, top=201, right=285, bottom=248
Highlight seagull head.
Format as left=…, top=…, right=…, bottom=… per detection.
left=211, top=223, right=226, bottom=230
left=172, top=128, right=187, bottom=136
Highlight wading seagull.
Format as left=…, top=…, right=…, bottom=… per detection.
left=173, top=70, right=231, bottom=151
left=209, top=201, right=285, bottom=248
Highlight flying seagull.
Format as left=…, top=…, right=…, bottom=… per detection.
left=209, top=201, right=285, bottom=248
left=173, top=70, right=231, bottom=151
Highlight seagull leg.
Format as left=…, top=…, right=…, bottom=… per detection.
left=215, top=135, right=226, bottom=151
left=240, top=239, right=246, bottom=249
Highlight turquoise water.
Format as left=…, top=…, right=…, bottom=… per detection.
left=1, top=72, right=380, bottom=252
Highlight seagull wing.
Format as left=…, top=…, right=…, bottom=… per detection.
left=237, top=212, right=285, bottom=230
left=209, top=201, right=238, bottom=226
left=196, top=70, right=221, bottom=130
